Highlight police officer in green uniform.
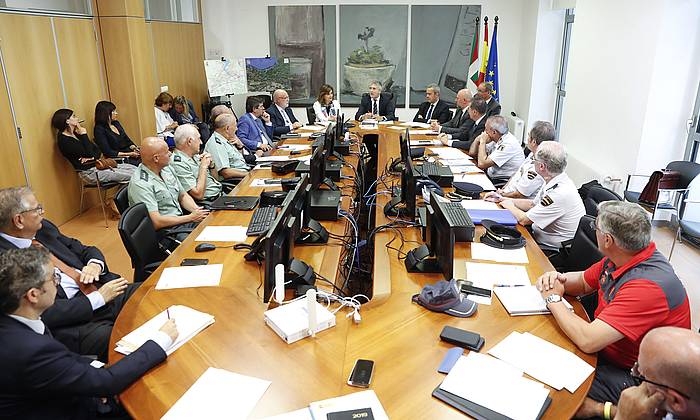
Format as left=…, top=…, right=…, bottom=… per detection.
left=170, top=124, right=222, bottom=202
left=127, top=137, right=209, bottom=249
left=204, top=113, right=249, bottom=181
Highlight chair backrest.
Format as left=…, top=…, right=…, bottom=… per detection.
left=562, top=215, right=603, bottom=272
left=306, top=106, right=316, bottom=125
left=256, top=94, right=272, bottom=110
left=114, top=186, right=130, bottom=215
left=666, top=161, right=700, bottom=190
left=117, top=203, right=167, bottom=282
left=584, top=185, right=622, bottom=217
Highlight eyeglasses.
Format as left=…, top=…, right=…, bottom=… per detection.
left=631, top=362, right=690, bottom=400
left=51, top=271, right=60, bottom=286
left=20, top=205, right=44, bottom=216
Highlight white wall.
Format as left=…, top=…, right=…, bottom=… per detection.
left=201, top=0, right=542, bottom=124
left=559, top=0, right=700, bottom=190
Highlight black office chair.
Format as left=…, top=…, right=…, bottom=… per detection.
left=114, top=186, right=130, bottom=215
left=306, top=106, right=316, bottom=124
left=583, top=185, right=622, bottom=217
left=625, top=161, right=700, bottom=218
left=118, top=203, right=169, bottom=282
left=549, top=215, right=603, bottom=320
left=256, top=94, right=272, bottom=110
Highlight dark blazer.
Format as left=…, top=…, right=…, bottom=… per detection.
left=450, top=115, right=487, bottom=150
left=0, top=315, right=166, bottom=420
left=485, top=98, right=502, bottom=118
left=413, top=99, right=451, bottom=124
left=266, top=104, right=299, bottom=137
left=440, top=107, right=474, bottom=139
left=0, top=220, right=119, bottom=350
left=355, top=92, right=396, bottom=121
left=236, top=112, right=274, bottom=152
left=93, top=121, right=136, bottom=158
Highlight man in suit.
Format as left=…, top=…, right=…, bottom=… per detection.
left=237, top=96, right=275, bottom=153
left=0, top=247, right=177, bottom=420
left=431, top=88, right=474, bottom=140
left=267, top=89, right=302, bottom=138
left=0, top=187, right=141, bottom=362
left=355, top=80, right=396, bottom=121
left=413, top=83, right=451, bottom=124
left=437, top=97, right=488, bottom=149
left=477, top=81, right=502, bottom=117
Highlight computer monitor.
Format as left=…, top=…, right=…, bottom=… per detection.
left=399, top=152, right=417, bottom=217
left=323, top=122, right=336, bottom=157
left=399, top=128, right=412, bottom=167
left=426, top=191, right=456, bottom=280
left=309, top=142, right=326, bottom=190
left=335, top=113, right=345, bottom=142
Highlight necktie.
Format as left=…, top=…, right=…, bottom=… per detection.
left=280, top=107, right=292, bottom=127
left=456, top=109, right=463, bottom=125
left=31, top=240, right=97, bottom=294
left=426, top=104, right=435, bottom=121
left=372, top=99, right=378, bottom=116
left=257, top=119, right=271, bottom=145
left=326, top=105, right=332, bottom=116
left=44, top=325, right=53, bottom=338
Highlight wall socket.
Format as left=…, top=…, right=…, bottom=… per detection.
left=160, top=85, right=169, bottom=93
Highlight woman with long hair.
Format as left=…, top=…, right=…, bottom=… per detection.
left=93, top=101, right=140, bottom=165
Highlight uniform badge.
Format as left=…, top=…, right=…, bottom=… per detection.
left=527, top=171, right=537, bottom=180
left=497, top=144, right=505, bottom=151
left=173, top=155, right=181, bottom=162
left=540, top=195, right=554, bottom=206
left=139, top=170, right=149, bottom=181
left=215, top=138, right=222, bottom=144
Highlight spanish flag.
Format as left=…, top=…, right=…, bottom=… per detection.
left=477, top=17, right=489, bottom=86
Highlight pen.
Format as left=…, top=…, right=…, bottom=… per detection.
left=493, top=284, right=526, bottom=288
left=166, top=308, right=170, bottom=319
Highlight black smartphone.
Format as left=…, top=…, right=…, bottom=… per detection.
left=439, top=326, right=484, bottom=351
left=290, top=150, right=302, bottom=155
left=347, top=359, right=374, bottom=388
left=180, top=258, right=208, bottom=266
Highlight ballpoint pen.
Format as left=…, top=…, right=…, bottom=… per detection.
left=493, top=284, right=526, bottom=288
left=166, top=308, right=170, bottom=319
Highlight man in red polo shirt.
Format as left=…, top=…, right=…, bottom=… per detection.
left=536, top=201, right=690, bottom=419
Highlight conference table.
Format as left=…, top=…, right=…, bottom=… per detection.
left=110, top=121, right=596, bottom=419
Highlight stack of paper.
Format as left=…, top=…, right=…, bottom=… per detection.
left=453, top=173, right=496, bottom=191
left=488, top=332, right=595, bottom=392
left=195, top=226, right=247, bottom=242
left=251, top=178, right=282, bottom=187
left=260, top=408, right=313, bottom=420
left=460, top=200, right=500, bottom=210
left=429, top=147, right=469, bottom=160
left=278, top=144, right=311, bottom=151
left=155, top=264, right=223, bottom=290
left=115, top=305, right=214, bottom=355
left=309, top=390, right=389, bottom=420
left=464, top=263, right=531, bottom=304
left=470, top=242, right=529, bottom=264
left=162, top=367, right=271, bottom=419
left=439, top=353, right=550, bottom=420
left=298, top=124, right=326, bottom=131
left=409, top=129, right=439, bottom=135
left=256, top=156, right=298, bottom=163
left=494, top=285, right=573, bottom=316
left=400, top=121, right=431, bottom=128
left=409, top=139, right=441, bottom=147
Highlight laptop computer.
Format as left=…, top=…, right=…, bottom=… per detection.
left=209, top=196, right=259, bottom=211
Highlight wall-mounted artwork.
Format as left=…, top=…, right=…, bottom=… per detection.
left=340, top=5, right=408, bottom=106
left=410, top=5, right=481, bottom=106
left=245, top=57, right=290, bottom=93
left=268, top=6, right=336, bottom=105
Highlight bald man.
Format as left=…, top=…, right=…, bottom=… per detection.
left=267, top=89, right=301, bottom=137
left=127, top=137, right=209, bottom=248
left=615, top=327, right=700, bottom=419
left=432, top=88, right=474, bottom=141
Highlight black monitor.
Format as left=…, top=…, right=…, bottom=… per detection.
left=399, top=153, right=417, bottom=217
left=399, top=128, right=411, bottom=167
left=323, top=122, right=336, bottom=157
left=335, top=113, right=345, bottom=142
left=427, top=191, right=456, bottom=280
left=309, top=142, right=326, bottom=190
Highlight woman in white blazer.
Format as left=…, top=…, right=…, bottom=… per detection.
left=312, top=84, right=342, bottom=123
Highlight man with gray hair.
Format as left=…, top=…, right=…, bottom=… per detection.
left=536, top=201, right=690, bottom=419
left=485, top=120, right=556, bottom=200
left=204, top=113, right=250, bottom=181
left=500, top=141, right=584, bottom=249
left=355, top=80, right=396, bottom=121
left=170, top=124, right=223, bottom=202
left=267, top=89, right=301, bottom=137
left=469, top=114, right=525, bottom=181
left=431, top=88, right=474, bottom=139
left=413, top=83, right=451, bottom=124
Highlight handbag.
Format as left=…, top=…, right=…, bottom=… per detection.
left=95, top=158, right=118, bottom=170
left=638, top=169, right=680, bottom=205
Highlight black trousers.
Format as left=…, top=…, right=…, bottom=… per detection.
left=587, top=359, right=639, bottom=404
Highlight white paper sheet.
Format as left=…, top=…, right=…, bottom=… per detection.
left=250, top=178, right=282, bottom=187
left=162, top=367, right=271, bottom=420
left=388, top=125, right=407, bottom=131
left=459, top=200, right=501, bottom=210
left=409, top=129, right=439, bottom=135
left=470, top=242, right=529, bottom=264
left=259, top=408, right=313, bottom=420
left=493, top=285, right=573, bottom=316
left=155, top=264, right=223, bottom=290
left=400, top=121, right=431, bottom=128
left=440, top=353, right=549, bottom=420
left=453, top=173, right=496, bottom=191
left=195, top=226, right=247, bottom=242
left=449, top=165, right=483, bottom=174
left=464, top=262, right=531, bottom=304
left=309, top=390, right=389, bottom=420
left=377, top=120, right=394, bottom=125
left=116, top=305, right=214, bottom=355
left=278, top=144, right=311, bottom=151
left=255, top=156, right=298, bottom=163
left=488, top=332, right=595, bottom=392
left=298, top=124, right=326, bottom=131
left=409, top=139, right=441, bottom=146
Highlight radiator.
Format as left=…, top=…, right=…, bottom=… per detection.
left=507, top=115, right=526, bottom=145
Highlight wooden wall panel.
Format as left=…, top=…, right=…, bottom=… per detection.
left=0, top=53, right=26, bottom=189
left=0, top=14, right=76, bottom=224
left=95, top=0, right=144, bottom=18
left=149, top=21, right=208, bottom=122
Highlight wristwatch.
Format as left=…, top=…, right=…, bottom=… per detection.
left=545, top=294, right=562, bottom=306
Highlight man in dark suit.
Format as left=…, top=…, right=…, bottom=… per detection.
left=477, top=82, right=502, bottom=118
left=413, top=83, right=451, bottom=124
left=438, top=97, right=488, bottom=150
left=267, top=89, right=302, bottom=138
left=431, top=88, right=474, bottom=140
left=355, top=80, right=396, bottom=121
left=0, top=187, right=138, bottom=362
left=0, top=247, right=177, bottom=420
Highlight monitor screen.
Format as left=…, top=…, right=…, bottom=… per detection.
left=309, top=143, right=325, bottom=190
left=428, top=191, right=455, bottom=280
left=323, top=122, right=335, bottom=157
left=400, top=153, right=416, bottom=217
left=335, top=113, right=345, bottom=142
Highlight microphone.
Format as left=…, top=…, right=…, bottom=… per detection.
left=275, top=263, right=285, bottom=303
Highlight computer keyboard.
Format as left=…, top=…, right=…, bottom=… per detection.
left=246, top=206, right=278, bottom=236
left=443, top=202, right=473, bottom=226
left=418, top=161, right=441, bottom=177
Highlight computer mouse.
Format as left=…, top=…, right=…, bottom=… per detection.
left=195, top=243, right=217, bottom=252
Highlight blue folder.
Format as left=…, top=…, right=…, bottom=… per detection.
left=466, top=209, right=518, bottom=226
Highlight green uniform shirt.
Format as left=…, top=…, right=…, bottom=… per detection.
left=204, top=132, right=248, bottom=180
left=170, top=149, right=222, bottom=200
left=127, top=163, right=184, bottom=216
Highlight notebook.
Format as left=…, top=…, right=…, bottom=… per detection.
left=466, top=209, right=518, bottom=225
left=494, top=285, right=573, bottom=316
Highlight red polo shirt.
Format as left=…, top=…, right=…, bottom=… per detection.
left=583, top=242, right=691, bottom=368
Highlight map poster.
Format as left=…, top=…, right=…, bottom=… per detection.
left=204, top=58, right=248, bottom=97
left=246, top=57, right=291, bottom=93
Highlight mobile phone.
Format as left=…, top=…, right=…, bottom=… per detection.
left=347, top=359, right=374, bottom=388
left=290, top=150, right=302, bottom=155
left=439, top=326, right=484, bottom=351
left=180, top=258, right=208, bottom=266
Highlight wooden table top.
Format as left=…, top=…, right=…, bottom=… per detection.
left=110, top=123, right=596, bottom=419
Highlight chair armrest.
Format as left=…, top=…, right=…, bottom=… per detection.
left=658, top=188, right=689, bottom=193
left=684, top=199, right=700, bottom=204
left=143, top=261, right=163, bottom=275
left=625, top=174, right=650, bottom=191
